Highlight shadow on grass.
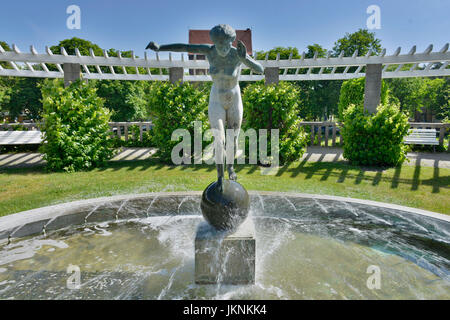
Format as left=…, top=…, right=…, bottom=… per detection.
left=270, top=161, right=449, bottom=193
left=1, top=157, right=448, bottom=194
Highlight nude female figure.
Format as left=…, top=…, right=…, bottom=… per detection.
left=146, top=24, right=264, bottom=191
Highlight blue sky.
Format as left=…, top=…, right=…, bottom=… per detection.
left=1, top=0, right=449, bottom=58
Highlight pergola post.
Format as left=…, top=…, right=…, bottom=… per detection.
left=265, top=67, right=279, bottom=85
left=364, top=64, right=382, bottom=113
left=169, top=67, right=184, bottom=84
left=63, top=63, right=81, bottom=88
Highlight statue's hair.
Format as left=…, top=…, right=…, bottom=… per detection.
left=209, top=24, right=236, bottom=42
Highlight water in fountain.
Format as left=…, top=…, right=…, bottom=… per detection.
left=0, top=194, right=449, bottom=299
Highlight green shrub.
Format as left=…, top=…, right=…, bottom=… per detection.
left=147, top=81, right=209, bottom=163
left=242, top=82, right=308, bottom=164
left=40, top=79, right=114, bottom=172
left=96, top=80, right=150, bottom=121
left=338, top=77, right=389, bottom=120
left=341, top=103, right=410, bottom=166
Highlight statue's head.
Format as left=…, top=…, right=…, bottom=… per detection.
left=210, top=24, right=236, bottom=57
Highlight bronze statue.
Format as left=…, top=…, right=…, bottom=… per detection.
left=146, top=24, right=264, bottom=191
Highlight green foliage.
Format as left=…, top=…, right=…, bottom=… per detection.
left=7, top=78, right=43, bottom=120
left=256, top=46, right=301, bottom=60
left=342, top=103, right=410, bottom=166
left=0, top=78, right=13, bottom=118
left=305, top=44, right=328, bottom=59
left=0, top=41, right=11, bottom=69
left=386, top=77, right=449, bottom=120
left=338, top=77, right=389, bottom=120
left=49, top=38, right=103, bottom=73
left=95, top=80, right=150, bottom=121
left=147, top=81, right=209, bottom=163
left=0, top=77, right=43, bottom=121
left=385, top=78, right=423, bottom=114
left=332, top=29, right=382, bottom=57
left=420, top=78, right=449, bottom=120
left=242, top=82, right=308, bottom=164
left=298, top=80, right=342, bottom=120
left=332, top=29, right=382, bottom=74
left=40, top=79, right=114, bottom=172
left=256, top=44, right=341, bottom=120
left=50, top=37, right=103, bottom=56
left=254, top=47, right=301, bottom=76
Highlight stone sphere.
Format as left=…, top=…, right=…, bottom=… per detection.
left=200, top=180, right=250, bottom=231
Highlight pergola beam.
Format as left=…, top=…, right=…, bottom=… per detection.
left=0, top=43, right=448, bottom=81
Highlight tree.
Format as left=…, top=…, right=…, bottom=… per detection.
left=300, top=44, right=341, bottom=120
left=49, top=38, right=104, bottom=73
left=254, top=44, right=341, bottom=121
left=0, top=77, right=43, bottom=122
left=95, top=80, right=150, bottom=121
left=385, top=78, right=423, bottom=115
left=0, top=41, right=11, bottom=69
left=6, top=78, right=43, bottom=120
left=300, top=80, right=341, bottom=120
left=305, top=44, right=328, bottom=59
left=420, top=78, right=448, bottom=120
left=256, top=46, right=301, bottom=61
left=0, top=78, right=13, bottom=120
left=50, top=37, right=103, bottom=56
left=387, top=77, right=449, bottom=120
left=332, top=29, right=382, bottom=75
left=332, top=29, right=382, bottom=57
left=0, top=43, right=16, bottom=120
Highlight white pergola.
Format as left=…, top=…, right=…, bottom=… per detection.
left=0, top=43, right=449, bottom=81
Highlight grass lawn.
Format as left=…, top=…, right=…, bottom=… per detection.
left=0, top=158, right=449, bottom=216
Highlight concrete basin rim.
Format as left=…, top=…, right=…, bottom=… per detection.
left=0, top=191, right=448, bottom=233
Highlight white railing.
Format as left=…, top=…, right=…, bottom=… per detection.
left=0, top=122, right=153, bottom=143
left=0, top=43, right=449, bottom=81
left=108, top=122, right=153, bottom=142
left=299, top=121, right=450, bottom=149
left=0, top=123, right=40, bottom=131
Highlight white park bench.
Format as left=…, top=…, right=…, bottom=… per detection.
left=0, top=130, right=43, bottom=146
left=404, top=128, right=438, bottom=151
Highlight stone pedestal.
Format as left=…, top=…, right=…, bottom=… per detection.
left=195, top=217, right=256, bottom=285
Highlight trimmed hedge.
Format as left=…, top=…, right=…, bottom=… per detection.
left=242, top=82, right=308, bottom=164
left=40, top=79, right=114, bottom=172
left=342, top=103, right=410, bottom=166
left=147, top=81, right=209, bottom=163
left=338, top=77, right=389, bottom=120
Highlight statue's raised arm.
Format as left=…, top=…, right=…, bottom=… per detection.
left=236, top=40, right=264, bottom=74
left=146, top=41, right=211, bottom=54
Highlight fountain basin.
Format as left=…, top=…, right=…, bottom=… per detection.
left=0, top=192, right=449, bottom=299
